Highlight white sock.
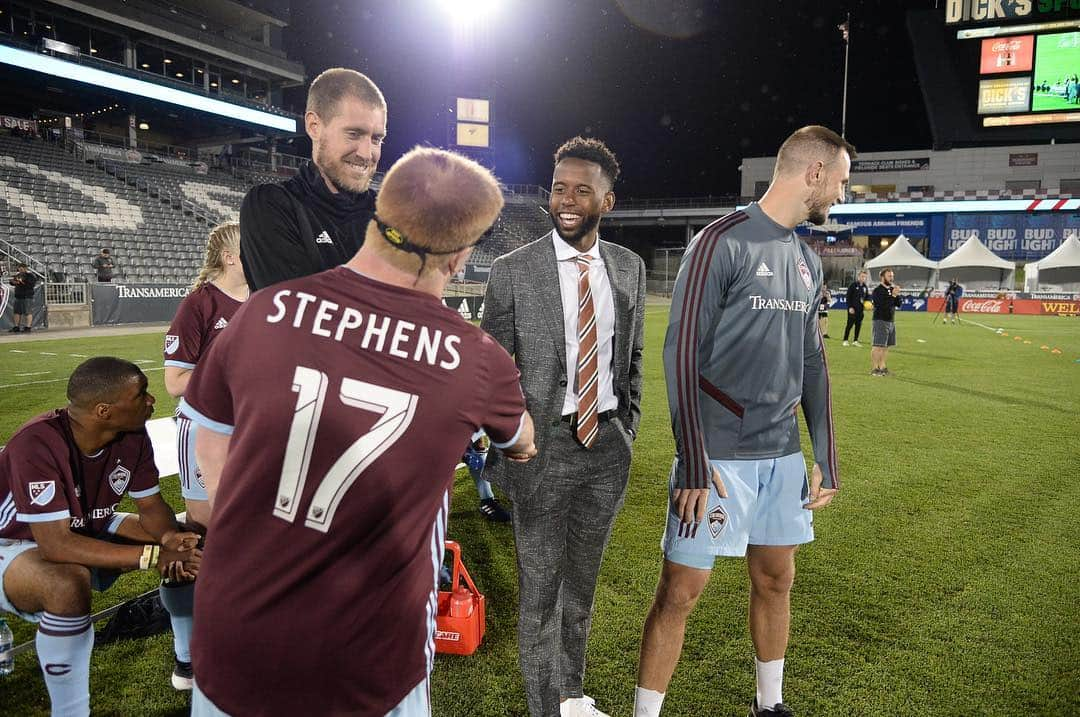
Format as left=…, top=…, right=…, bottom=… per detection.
left=36, top=613, right=93, bottom=717
left=634, top=686, right=665, bottom=717
left=755, top=657, right=784, bottom=709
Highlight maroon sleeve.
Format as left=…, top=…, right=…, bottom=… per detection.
left=181, top=305, right=240, bottom=435
left=126, top=433, right=161, bottom=499
left=164, top=292, right=206, bottom=369
left=10, top=430, right=74, bottom=525
left=478, top=333, right=527, bottom=448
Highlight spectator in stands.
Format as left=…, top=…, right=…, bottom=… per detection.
left=92, top=248, right=115, bottom=282
left=239, top=68, right=384, bottom=291
left=843, top=270, right=870, bottom=346
left=871, top=268, right=903, bottom=376
left=0, top=357, right=201, bottom=716
left=8, top=263, right=39, bottom=332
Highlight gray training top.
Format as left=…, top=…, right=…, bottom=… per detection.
left=664, top=202, right=839, bottom=490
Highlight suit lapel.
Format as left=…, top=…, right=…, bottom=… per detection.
left=535, top=233, right=567, bottom=371
left=599, top=240, right=629, bottom=377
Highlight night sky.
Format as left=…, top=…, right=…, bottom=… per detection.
left=280, top=0, right=936, bottom=199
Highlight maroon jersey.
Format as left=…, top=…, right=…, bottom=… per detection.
left=182, top=266, right=526, bottom=716
left=0, top=410, right=160, bottom=540
left=163, top=283, right=243, bottom=370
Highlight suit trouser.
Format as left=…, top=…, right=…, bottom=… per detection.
left=843, top=311, right=864, bottom=341
left=512, top=418, right=632, bottom=717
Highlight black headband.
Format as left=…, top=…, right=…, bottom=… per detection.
left=374, top=216, right=495, bottom=275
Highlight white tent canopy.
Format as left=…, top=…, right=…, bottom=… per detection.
left=1028, top=235, right=1080, bottom=292
left=864, top=234, right=938, bottom=289
left=937, top=236, right=1015, bottom=291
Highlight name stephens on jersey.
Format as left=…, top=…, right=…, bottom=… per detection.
left=266, top=289, right=462, bottom=370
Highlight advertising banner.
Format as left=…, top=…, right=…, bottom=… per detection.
left=829, top=295, right=928, bottom=312
left=977, top=77, right=1031, bottom=115
left=91, top=284, right=188, bottom=325
left=980, top=35, right=1034, bottom=74
left=819, top=216, right=931, bottom=236
left=926, top=297, right=1080, bottom=315
left=938, top=214, right=1080, bottom=260
left=1, top=114, right=38, bottom=133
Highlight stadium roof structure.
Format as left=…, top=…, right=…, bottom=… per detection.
left=1031, top=235, right=1080, bottom=271
left=938, top=236, right=1015, bottom=270
left=865, top=234, right=938, bottom=269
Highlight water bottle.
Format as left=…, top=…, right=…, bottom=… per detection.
left=0, top=617, right=14, bottom=676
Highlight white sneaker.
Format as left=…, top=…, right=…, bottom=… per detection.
left=853, top=341, right=861, bottom=347
left=842, top=340, right=849, bottom=346
left=561, top=695, right=611, bottom=717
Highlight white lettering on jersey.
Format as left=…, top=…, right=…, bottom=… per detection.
left=265, top=291, right=464, bottom=370
left=749, top=295, right=811, bottom=314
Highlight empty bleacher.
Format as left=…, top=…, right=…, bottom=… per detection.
left=0, top=135, right=212, bottom=284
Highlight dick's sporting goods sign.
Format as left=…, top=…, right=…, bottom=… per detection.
left=945, top=0, right=1080, bottom=25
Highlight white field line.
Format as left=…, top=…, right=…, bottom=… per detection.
left=0, top=366, right=163, bottom=390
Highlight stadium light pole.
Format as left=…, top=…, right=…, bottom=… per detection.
left=839, top=12, right=851, bottom=139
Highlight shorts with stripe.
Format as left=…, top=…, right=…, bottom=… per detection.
left=662, top=453, right=814, bottom=568
left=177, top=414, right=209, bottom=502
left=192, top=677, right=431, bottom=716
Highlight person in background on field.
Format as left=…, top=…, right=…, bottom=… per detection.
left=943, top=278, right=962, bottom=325
left=871, top=268, right=902, bottom=376
left=92, top=249, right=114, bottom=283
left=159, top=221, right=248, bottom=690
left=0, top=357, right=201, bottom=715
left=842, top=270, right=869, bottom=346
left=8, top=263, right=38, bottom=332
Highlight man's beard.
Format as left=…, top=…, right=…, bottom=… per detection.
left=317, top=146, right=371, bottom=194
left=550, top=210, right=601, bottom=245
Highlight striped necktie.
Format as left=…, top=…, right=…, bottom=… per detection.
left=575, top=254, right=599, bottom=448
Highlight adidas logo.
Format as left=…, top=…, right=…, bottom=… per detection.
left=756, top=262, right=774, bottom=277
left=315, top=231, right=333, bottom=245
left=213, top=317, right=228, bottom=330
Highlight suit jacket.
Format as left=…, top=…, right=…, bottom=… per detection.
left=481, top=232, right=646, bottom=504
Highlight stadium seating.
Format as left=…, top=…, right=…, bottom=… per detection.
left=0, top=135, right=213, bottom=284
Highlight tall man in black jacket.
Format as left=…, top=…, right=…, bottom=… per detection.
left=842, top=269, right=869, bottom=346
left=240, top=68, right=386, bottom=290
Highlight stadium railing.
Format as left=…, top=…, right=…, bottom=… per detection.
left=45, top=282, right=89, bottom=306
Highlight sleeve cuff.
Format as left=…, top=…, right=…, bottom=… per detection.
left=490, top=413, right=526, bottom=449
left=179, top=398, right=235, bottom=436
left=18, top=509, right=70, bottom=523
left=164, top=360, right=196, bottom=369
left=128, top=485, right=161, bottom=500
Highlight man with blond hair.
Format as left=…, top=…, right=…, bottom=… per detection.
left=633, top=126, right=848, bottom=717
left=183, top=146, right=536, bottom=717
left=241, top=68, right=387, bottom=290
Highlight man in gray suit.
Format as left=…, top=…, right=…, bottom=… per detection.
left=481, top=137, right=646, bottom=717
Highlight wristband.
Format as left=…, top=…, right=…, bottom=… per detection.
left=139, top=544, right=153, bottom=570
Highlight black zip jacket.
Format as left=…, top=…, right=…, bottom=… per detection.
left=240, top=162, right=376, bottom=291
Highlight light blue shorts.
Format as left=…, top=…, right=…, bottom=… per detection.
left=193, top=677, right=431, bottom=716
left=177, top=415, right=209, bottom=502
left=662, top=452, right=814, bottom=568
left=1, top=533, right=124, bottom=622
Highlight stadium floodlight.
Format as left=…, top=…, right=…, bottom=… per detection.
left=0, top=45, right=296, bottom=133
left=435, top=0, right=502, bottom=25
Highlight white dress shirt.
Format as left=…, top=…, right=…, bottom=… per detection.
left=552, top=233, right=618, bottom=416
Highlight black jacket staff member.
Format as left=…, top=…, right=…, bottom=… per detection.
left=241, top=68, right=386, bottom=290
left=870, top=268, right=902, bottom=376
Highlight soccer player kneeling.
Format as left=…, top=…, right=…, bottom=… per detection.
left=0, top=357, right=201, bottom=716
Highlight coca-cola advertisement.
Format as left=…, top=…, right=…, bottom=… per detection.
left=927, top=298, right=1080, bottom=316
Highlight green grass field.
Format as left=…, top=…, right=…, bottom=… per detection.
left=1032, top=31, right=1080, bottom=112
left=1, top=310, right=1079, bottom=716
